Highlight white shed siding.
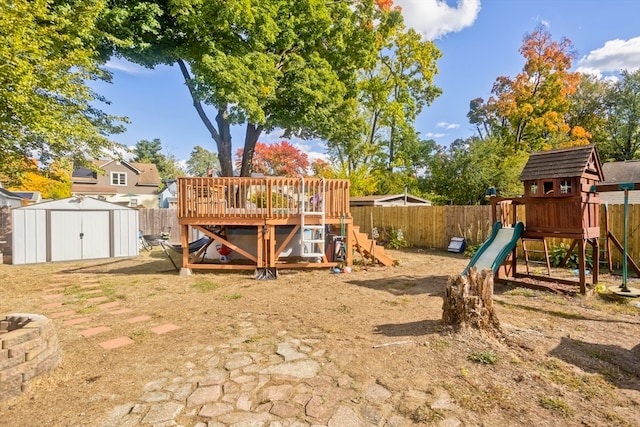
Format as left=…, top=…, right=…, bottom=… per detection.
left=11, top=209, right=47, bottom=264
left=113, top=209, right=139, bottom=257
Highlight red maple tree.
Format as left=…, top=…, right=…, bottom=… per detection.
left=235, top=140, right=310, bottom=176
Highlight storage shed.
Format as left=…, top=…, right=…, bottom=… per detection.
left=11, top=197, right=138, bottom=265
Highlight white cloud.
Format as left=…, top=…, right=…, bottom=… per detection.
left=394, top=0, right=481, bottom=40
left=436, top=121, right=460, bottom=130
left=576, top=36, right=640, bottom=78
left=104, top=58, right=152, bottom=75
left=425, top=132, right=446, bottom=138
left=291, top=141, right=328, bottom=163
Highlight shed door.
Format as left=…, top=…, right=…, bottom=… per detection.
left=50, top=211, right=111, bottom=261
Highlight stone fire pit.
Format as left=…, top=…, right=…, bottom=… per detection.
left=0, top=313, right=62, bottom=401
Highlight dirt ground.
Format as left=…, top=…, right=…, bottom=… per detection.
left=1, top=248, right=640, bottom=427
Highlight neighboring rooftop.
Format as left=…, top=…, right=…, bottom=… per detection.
left=600, top=160, right=640, bottom=184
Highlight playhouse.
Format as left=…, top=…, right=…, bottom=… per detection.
left=490, top=145, right=603, bottom=293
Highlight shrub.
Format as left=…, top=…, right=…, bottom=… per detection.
left=549, top=243, right=592, bottom=270
left=383, top=229, right=410, bottom=249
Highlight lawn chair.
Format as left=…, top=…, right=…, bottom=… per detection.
left=160, top=237, right=213, bottom=271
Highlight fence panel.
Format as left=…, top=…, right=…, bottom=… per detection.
left=137, top=208, right=180, bottom=242
left=126, top=204, right=640, bottom=267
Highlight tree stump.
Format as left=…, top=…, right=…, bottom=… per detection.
left=442, top=267, right=501, bottom=335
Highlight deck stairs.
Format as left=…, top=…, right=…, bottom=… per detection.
left=352, top=225, right=395, bottom=267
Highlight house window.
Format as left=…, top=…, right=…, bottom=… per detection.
left=129, top=198, right=137, bottom=207
left=560, top=180, right=572, bottom=194
left=111, top=172, right=126, bottom=186
left=544, top=181, right=554, bottom=195
left=530, top=182, right=538, bottom=195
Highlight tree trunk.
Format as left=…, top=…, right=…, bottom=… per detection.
left=240, top=123, right=263, bottom=177
left=442, top=267, right=501, bottom=335
left=177, top=59, right=234, bottom=177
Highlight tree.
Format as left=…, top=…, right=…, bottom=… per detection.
left=423, top=137, right=526, bottom=205
left=186, top=146, right=220, bottom=177
left=99, top=1, right=397, bottom=177
left=566, top=74, right=608, bottom=148
left=599, top=70, right=640, bottom=161
left=8, top=159, right=72, bottom=199
left=0, top=0, right=126, bottom=180
left=132, top=139, right=184, bottom=182
left=326, top=22, right=442, bottom=190
left=235, top=141, right=309, bottom=176
left=476, top=26, right=582, bottom=152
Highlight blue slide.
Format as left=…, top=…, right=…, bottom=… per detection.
left=462, top=221, right=524, bottom=276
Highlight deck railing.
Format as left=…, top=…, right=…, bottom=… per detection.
left=177, top=177, right=351, bottom=220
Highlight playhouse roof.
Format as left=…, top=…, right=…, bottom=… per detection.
left=519, top=145, right=603, bottom=182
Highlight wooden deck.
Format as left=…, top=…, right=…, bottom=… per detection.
left=175, top=177, right=353, bottom=274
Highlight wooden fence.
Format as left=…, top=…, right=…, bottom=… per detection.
left=351, top=204, right=640, bottom=269
left=2, top=204, right=638, bottom=268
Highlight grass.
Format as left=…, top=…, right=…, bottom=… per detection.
left=334, top=304, right=351, bottom=314
left=130, top=329, right=152, bottom=343
left=539, top=395, right=573, bottom=417
left=468, top=351, right=498, bottom=365
left=192, top=279, right=219, bottom=292
left=242, top=335, right=264, bottom=344
left=403, top=404, right=444, bottom=424
left=503, top=287, right=539, bottom=297
left=445, top=381, right=513, bottom=413
left=582, top=293, right=640, bottom=316
left=537, top=358, right=614, bottom=400
left=430, top=338, right=451, bottom=350
left=223, top=293, right=242, bottom=300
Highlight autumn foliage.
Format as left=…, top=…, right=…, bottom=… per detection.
left=236, top=141, right=310, bottom=176
left=484, top=25, right=584, bottom=151
left=375, top=0, right=394, bottom=11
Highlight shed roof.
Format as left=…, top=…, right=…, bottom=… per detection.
left=519, top=145, right=603, bottom=182
left=600, top=160, right=640, bottom=184
left=15, top=196, right=134, bottom=211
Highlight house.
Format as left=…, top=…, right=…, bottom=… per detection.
left=10, top=191, right=42, bottom=204
left=350, top=193, right=432, bottom=207
left=158, top=180, right=178, bottom=208
left=596, top=160, right=640, bottom=204
left=71, top=159, right=161, bottom=208
left=0, top=186, right=24, bottom=208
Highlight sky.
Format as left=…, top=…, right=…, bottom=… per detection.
left=95, top=0, right=640, bottom=168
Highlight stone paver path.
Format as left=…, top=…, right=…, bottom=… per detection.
left=98, top=312, right=459, bottom=427
left=40, top=273, right=182, bottom=351
left=38, top=272, right=463, bottom=427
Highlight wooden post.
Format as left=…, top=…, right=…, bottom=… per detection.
left=442, top=267, right=501, bottom=335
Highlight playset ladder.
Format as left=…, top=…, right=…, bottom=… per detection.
left=521, top=237, right=551, bottom=276
left=300, top=177, right=326, bottom=258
